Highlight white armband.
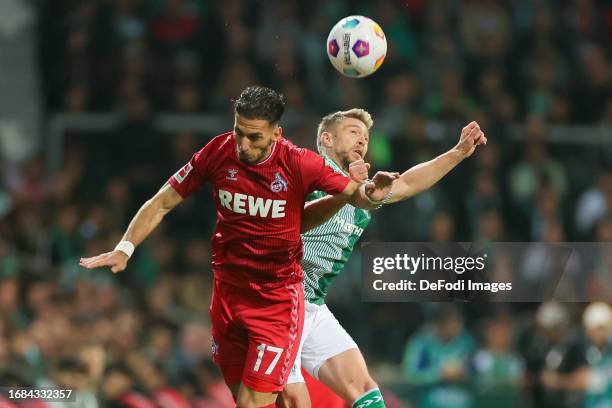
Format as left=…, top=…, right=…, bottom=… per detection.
left=114, top=241, right=135, bottom=259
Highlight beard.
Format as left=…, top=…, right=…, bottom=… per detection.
left=339, top=150, right=363, bottom=170
left=237, top=149, right=256, bottom=164
left=340, top=155, right=352, bottom=170
left=237, top=139, right=274, bottom=164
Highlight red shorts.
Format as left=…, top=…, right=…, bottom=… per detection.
left=210, top=278, right=304, bottom=393
left=304, top=369, right=347, bottom=408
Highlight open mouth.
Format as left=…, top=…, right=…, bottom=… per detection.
left=353, top=149, right=364, bottom=158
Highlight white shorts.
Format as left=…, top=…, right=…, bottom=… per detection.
left=286, top=302, right=358, bottom=384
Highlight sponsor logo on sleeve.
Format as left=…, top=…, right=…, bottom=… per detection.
left=174, top=162, right=193, bottom=183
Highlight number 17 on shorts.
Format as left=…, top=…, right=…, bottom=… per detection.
left=254, top=344, right=284, bottom=375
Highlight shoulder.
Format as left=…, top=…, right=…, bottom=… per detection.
left=187, top=132, right=233, bottom=175
left=277, top=139, right=323, bottom=175
left=208, top=131, right=234, bottom=150
left=194, top=132, right=234, bottom=158
left=279, top=138, right=319, bottom=159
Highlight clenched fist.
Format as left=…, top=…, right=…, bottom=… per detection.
left=348, top=159, right=371, bottom=183
left=455, top=121, right=487, bottom=158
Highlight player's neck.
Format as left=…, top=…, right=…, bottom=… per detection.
left=324, top=151, right=348, bottom=174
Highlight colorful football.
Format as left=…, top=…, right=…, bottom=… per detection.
left=326, top=15, right=387, bottom=78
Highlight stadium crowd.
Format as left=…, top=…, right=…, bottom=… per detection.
left=1, top=0, right=611, bottom=406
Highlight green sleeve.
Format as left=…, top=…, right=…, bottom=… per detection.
left=306, top=190, right=327, bottom=202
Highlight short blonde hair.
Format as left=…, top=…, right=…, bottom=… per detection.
left=316, top=108, right=374, bottom=154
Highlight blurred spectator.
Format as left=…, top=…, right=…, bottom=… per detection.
left=579, top=302, right=612, bottom=407
left=473, top=209, right=506, bottom=242
left=536, top=302, right=612, bottom=407
left=518, top=302, right=585, bottom=407
left=149, top=0, right=203, bottom=53
left=531, top=186, right=563, bottom=241
left=575, top=170, right=612, bottom=238
left=100, top=363, right=155, bottom=408
left=402, top=305, right=476, bottom=408
left=7, top=155, right=51, bottom=205
left=471, top=312, right=525, bottom=406
left=371, top=0, right=417, bottom=65
left=375, top=71, right=418, bottom=138
left=429, top=211, right=456, bottom=241
left=586, top=218, right=612, bottom=299
left=459, top=0, right=512, bottom=61
left=38, top=358, right=98, bottom=407
left=422, top=69, right=478, bottom=122
left=173, top=83, right=202, bottom=113
left=280, top=80, right=318, bottom=148
left=175, top=321, right=212, bottom=370
left=418, top=6, right=463, bottom=93
left=572, top=45, right=611, bottom=123
left=508, top=117, right=568, bottom=215
left=466, top=171, right=502, bottom=232
left=48, top=204, right=81, bottom=265
left=63, top=85, right=90, bottom=113
left=476, top=68, right=518, bottom=123
left=0, top=276, right=27, bottom=330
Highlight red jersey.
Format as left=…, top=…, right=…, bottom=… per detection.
left=168, top=132, right=349, bottom=290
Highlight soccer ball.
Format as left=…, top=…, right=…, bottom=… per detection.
left=326, top=15, right=387, bottom=78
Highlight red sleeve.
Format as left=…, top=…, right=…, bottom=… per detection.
left=168, top=140, right=215, bottom=198
left=299, top=149, right=350, bottom=196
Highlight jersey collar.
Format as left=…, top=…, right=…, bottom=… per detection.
left=254, top=142, right=277, bottom=166
left=321, top=154, right=347, bottom=176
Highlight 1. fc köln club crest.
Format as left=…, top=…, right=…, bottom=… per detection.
left=271, top=172, right=288, bottom=193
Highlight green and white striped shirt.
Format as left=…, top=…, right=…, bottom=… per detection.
left=301, top=156, right=371, bottom=304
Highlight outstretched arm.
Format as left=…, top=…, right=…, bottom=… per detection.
left=301, top=122, right=486, bottom=232
left=79, top=183, right=183, bottom=273
left=387, top=121, right=487, bottom=204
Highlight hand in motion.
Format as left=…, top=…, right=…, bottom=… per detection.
left=80, top=251, right=129, bottom=274
left=366, top=170, right=401, bottom=202
left=455, top=121, right=487, bottom=158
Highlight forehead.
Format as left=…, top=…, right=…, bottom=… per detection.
left=235, top=114, right=272, bottom=132
left=338, top=117, right=367, bottom=132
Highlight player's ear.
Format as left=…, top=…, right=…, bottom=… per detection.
left=272, top=125, right=282, bottom=142
left=320, top=131, right=333, bottom=149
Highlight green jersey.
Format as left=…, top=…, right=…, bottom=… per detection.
left=301, top=156, right=371, bottom=305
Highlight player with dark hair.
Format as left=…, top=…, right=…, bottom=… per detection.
left=80, top=86, right=397, bottom=408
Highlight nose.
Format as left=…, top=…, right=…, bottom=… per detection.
left=238, top=136, right=250, bottom=153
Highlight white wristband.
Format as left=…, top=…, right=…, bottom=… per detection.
left=114, top=241, right=135, bottom=259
